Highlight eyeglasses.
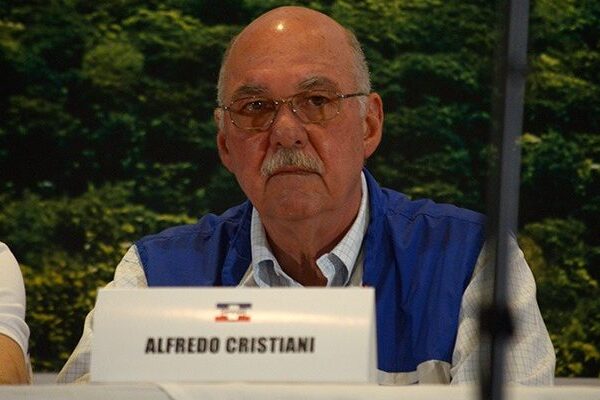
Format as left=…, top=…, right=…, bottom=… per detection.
left=219, top=90, right=368, bottom=131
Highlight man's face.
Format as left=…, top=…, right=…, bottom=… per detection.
left=216, top=12, right=382, bottom=223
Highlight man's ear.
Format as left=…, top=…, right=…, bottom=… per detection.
left=215, top=108, right=233, bottom=172
left=362, top=93, right=384, bottom=159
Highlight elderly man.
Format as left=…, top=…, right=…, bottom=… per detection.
left=58, top=6, right=554, bottom=384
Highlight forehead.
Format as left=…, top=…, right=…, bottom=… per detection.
left=222, top=17, right=356, bottom=100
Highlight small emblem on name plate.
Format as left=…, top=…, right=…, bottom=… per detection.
left=215, top=302, right=251, bottom=322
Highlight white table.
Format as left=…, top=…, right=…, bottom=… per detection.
left=2, top=383, right=600, bottom=400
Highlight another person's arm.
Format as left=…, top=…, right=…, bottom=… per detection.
left=0, top=334, right=29, bottom=384
left=0, top=242, right=30, bottom=384
left=57, top=245, right=148, bottom=383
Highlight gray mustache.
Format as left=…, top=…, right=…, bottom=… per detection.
left=261, top=149, right=323, bottom=177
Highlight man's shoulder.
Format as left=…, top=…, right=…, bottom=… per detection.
left=379, top=187, right=485, bottom=227
left=364, top=169, right=484, bottom=228
left=134, top=201, right=253, bottom=286
left=137, top=201, right=251, bottom=246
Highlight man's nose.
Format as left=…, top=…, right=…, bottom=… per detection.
left=269, top=101, right=308, bottom=148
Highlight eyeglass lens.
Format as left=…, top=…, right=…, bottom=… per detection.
left=229, top=91, right=340, bottom=130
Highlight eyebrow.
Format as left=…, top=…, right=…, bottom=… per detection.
left=230, top=84, right=269, bottom=101
left=229, top=76, right=340, bottom=102
left=297, top=76, right=340, bottom=92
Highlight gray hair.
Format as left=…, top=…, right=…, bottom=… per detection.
left=216, top=28, right=371, bottom=108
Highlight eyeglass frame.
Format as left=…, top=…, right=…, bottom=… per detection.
left=217, top=90, right=369, bottom=131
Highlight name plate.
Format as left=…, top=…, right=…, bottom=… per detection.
left=91, top=288, right=376, bottom=383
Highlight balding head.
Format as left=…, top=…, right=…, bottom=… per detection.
left=216, top=6, right=370, bottom=105
left=213, top=6, right=384, bottom=232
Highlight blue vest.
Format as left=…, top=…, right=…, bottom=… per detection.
left=136, top=169, right=485, bottom=374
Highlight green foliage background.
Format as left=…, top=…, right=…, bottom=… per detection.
left=0, top=0, right=598, bottom=376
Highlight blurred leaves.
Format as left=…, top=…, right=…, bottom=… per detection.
left=82, top=40, right=144, bottom=90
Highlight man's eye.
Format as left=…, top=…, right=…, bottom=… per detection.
left=231, top=99, right=272, bottom=114
left=306, top=95, right=330, bottom=107
left=240, top=100, right=271, bottom=113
